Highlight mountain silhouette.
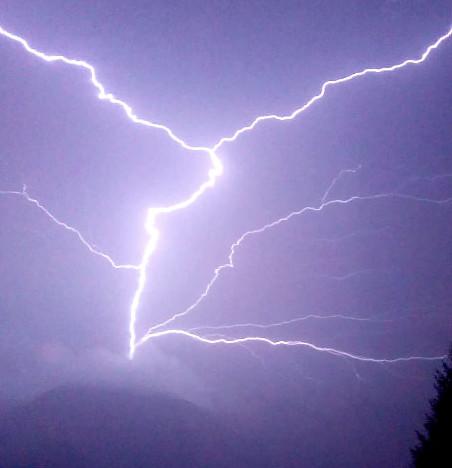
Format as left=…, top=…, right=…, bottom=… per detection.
left=0, top=385, right=263, bottom=467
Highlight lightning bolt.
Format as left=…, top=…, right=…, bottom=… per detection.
left=0, top=24, right=451, bottom=363
left=188, top=313, right=393, bottom=334
left=0, top=186, right=139, bottom=270
left=137, top=329, right=445, bottom=364
left=0, top=24, right=222, bottom=359
left=145, top=191, right=452, bottom=335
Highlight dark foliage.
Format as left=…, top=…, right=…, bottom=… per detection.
left=411, top=347, right=452, bottom=467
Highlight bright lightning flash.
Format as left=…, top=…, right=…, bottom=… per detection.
left=0, top=24, right=451, bottom=363
left=0, top=185, right=139, bottom=270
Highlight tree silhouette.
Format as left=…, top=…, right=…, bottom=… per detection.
left=411, top=346, right=452, bottom=467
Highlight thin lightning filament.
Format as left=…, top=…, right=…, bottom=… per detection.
left=0, top=24, right=450, bottom=362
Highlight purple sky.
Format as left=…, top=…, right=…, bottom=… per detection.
left=0, top=1, right=451, bottom=466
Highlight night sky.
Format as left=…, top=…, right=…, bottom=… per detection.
left=1, top=1, right=451, bottom=466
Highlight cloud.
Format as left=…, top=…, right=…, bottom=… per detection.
left=1, top=340, right=210, bottom=407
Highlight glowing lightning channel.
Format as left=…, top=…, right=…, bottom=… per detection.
left=138, top=329, right=447, bottom=363
left=0, top=26, right=213, bottom=154
left=189, top=313, right=393, bottom=334
left=0, top=24, right=222, bottom=359
left=0, top=23, right=451, bottom=362
left=146, top=165, right=363, bottom=333
left=144, top=192, right=452, bottom=337
left=0, top=186, right=139, bottom=270
left=320, top=166, right=362, bottom=204
left=211, top=26, right=452, bottom=151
